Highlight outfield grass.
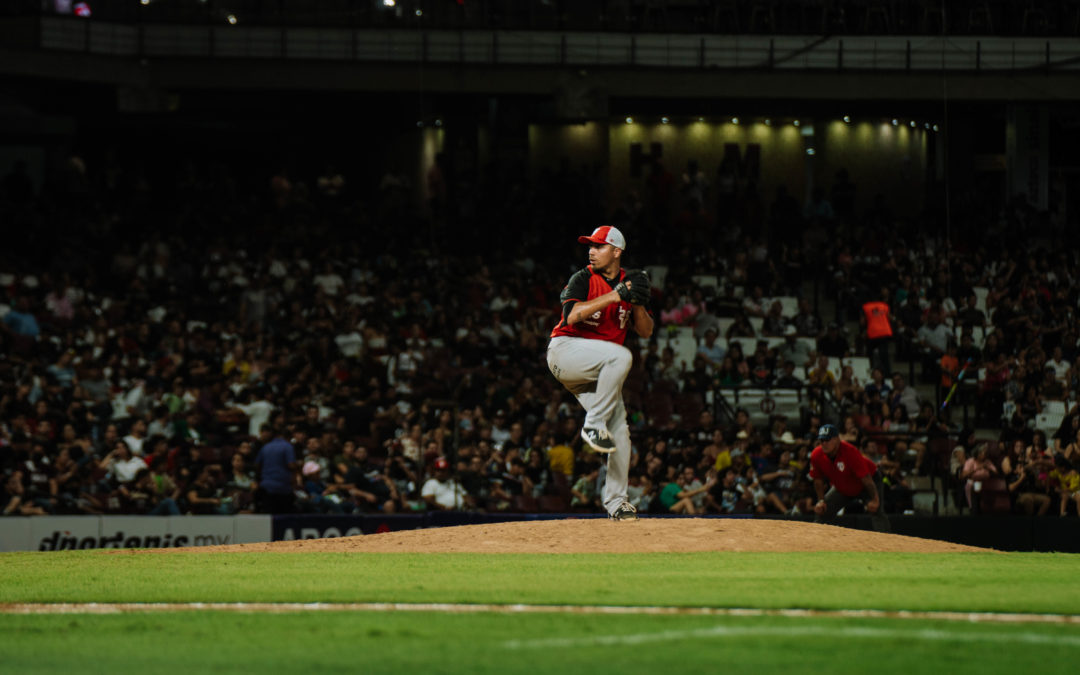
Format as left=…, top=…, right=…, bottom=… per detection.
left=2, top=612, right=1079, bottom=675
left=1, top=550, right=1078, bottom=612
left=3, top=550, right=1078, bottom=674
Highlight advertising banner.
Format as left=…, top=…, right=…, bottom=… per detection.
left=0, top=515, right=272, bottom=552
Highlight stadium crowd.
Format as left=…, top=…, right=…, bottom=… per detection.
left=1, top=146, right=1079, bottom=520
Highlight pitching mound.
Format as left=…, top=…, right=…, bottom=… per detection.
left=170, top=518, right=991, bottom=554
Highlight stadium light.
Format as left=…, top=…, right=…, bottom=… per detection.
left=764, top=118, right=771, bottom=126
left=384, top=0, right=396, bottom=6
left=843, top=116, right=851, bottom=124
left=731, top=117, right=739, bottom=125
left=661, top=117, right=669, bottom=124
left=625, top=117, right=633, bottom=124
left=806, top=148, right=816, bottom=156
left=891, top=118, right=899, bottom=126
left=793, top=120, right=801, bottom=127
left=226, top=14, right=238, bottom=24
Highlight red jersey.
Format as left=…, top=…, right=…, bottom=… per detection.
left=809, top=440, right=877, bottom=497
left=550, top=266, right=633, bottom=344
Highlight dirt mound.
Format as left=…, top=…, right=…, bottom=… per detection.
left=170, top=518, right=992, bottom=554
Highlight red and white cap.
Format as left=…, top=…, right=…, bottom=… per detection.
left=577, top=226, right=626, bottom=250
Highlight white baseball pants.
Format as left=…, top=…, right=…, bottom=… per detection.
left=546, top=336, right=632, bottom=516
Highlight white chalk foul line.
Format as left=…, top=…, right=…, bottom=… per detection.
left=1, top=603, right=1079, bottom=627
left=503, top=624, right=1080, bottom=650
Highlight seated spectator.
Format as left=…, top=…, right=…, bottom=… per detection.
left=99, top=440, right=147, bottom=486
left=726, top=312, right=756, bottom=340
left=761, top=301, right=787, bottom=337
left=833, top=364, right=861, bottom=407
left=186, top=466, right=225, bottom=515
left=1054, top=457, right=1080, bottom=517
left=817, top=323, right=849, bottom=358
left=695, top=328, right=725, bottom=373
left=779, top=325, right=813, bottom=370
left=2, top=470, right=47, bottom=516
left=889, top=373, right=921, bottom=419
left=121, top=468, right=181, bottom=515
left=774, top=360, right=802, bottom=388
left=570, top=463, right=601, bottom=510
left=658, top=468, right=715, bottom=515
left=715, top=355, right=744, bottom=387
left=421, top=457, right=469, bottom=511
left=792, top=298, right=822, bottom=338
left=1005, top=453, right=1050, bottom=516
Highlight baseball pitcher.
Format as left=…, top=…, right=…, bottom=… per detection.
left=547, top=226, right=653, bottom=521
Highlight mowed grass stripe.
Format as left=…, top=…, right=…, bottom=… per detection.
left=2, top=612, right=1080, bottom=675
left=2, top=550, right=1078, bottom=614
left=503, top=624, right=1080, bottom=649
left=3, top=602, right=1080, bottom=625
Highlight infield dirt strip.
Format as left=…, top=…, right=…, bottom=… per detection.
left=159, top=518, right=991, bottom=554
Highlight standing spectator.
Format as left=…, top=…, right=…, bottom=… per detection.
left=254, top=424, right=298, bottom=514
left=960, top=444, right=999, bottom=513
left=861, top=288, right=894, bottom=376
left=916, top=309, right=951, bottom=382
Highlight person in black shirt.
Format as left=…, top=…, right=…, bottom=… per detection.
left=817, top=323, right=849, bottom=358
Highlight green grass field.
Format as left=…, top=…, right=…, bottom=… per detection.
left=2, top=550, right=1079, bottom=674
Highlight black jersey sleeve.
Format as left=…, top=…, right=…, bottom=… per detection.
left=559, top=268, right=590, bottom=323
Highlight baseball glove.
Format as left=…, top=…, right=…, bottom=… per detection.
left=624, top=269, right=651, bottom=305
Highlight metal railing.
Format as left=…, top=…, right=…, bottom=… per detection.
left=11, top=1, right=1080, bottom=38
left=16, top=15, right=1080, bottom=72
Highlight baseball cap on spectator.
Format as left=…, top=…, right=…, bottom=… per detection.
left=817, top=424, right=840, bottom=441
left=302, top=461, right=321, bottom=476
left=736, top=430, right=749, bottom=440
left=784, top=324, right=797, bottom=336
left=434, top=457, right=450, bottom=470
left=779, top=431, right=797, bottom=445
left=578, top=226, right=626, bottom=250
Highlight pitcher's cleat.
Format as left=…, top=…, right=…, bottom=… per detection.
left=609, top=502, right=638, bottom=521
left=580, top=427, right=616, bottom=454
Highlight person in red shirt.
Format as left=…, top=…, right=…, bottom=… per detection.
left=547, top=226, right=654, bottom=521
left=809, top=424, right=891, bottom=532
